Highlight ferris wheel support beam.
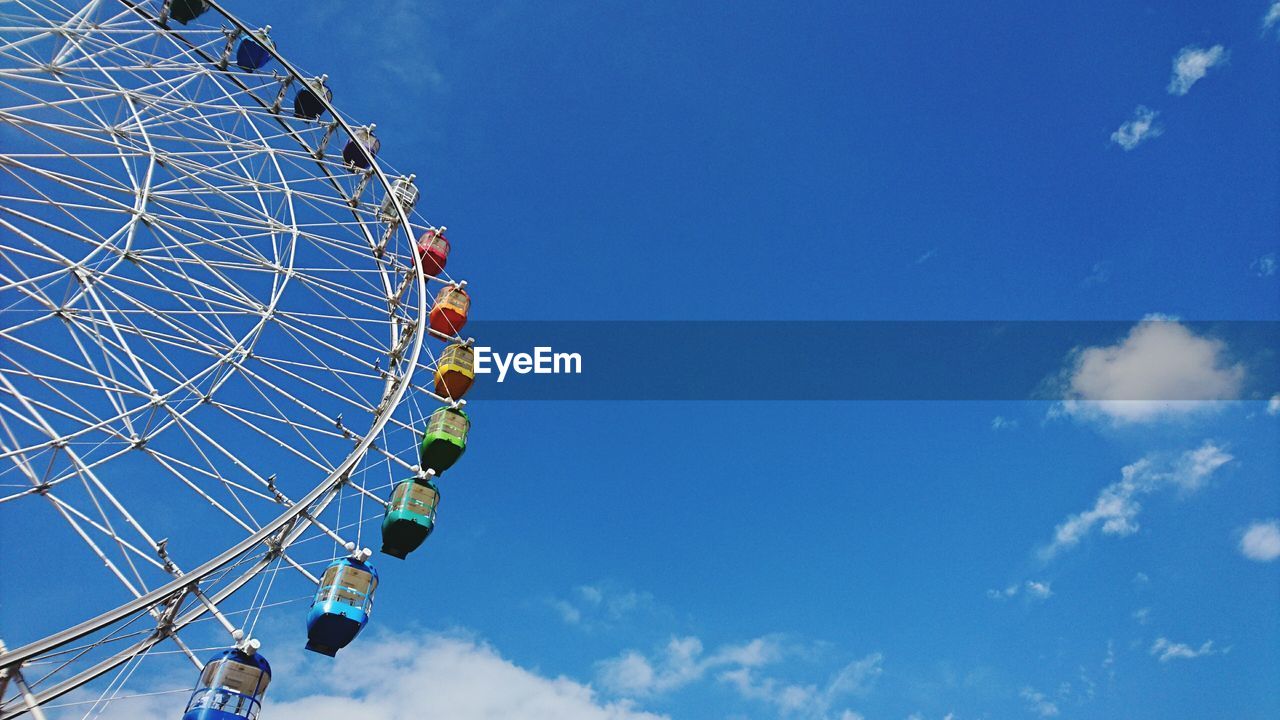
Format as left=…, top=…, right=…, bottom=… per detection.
left=0, top=643, right=47, bottom=720
left=0, top=358, right=409, bottom=672
left=0, top=484, right=343, bottom=720
left=1, top=0, right=449, bottom=713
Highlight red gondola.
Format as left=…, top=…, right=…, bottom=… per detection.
left=416, top=228, right=450, bottom=276
left=429, top=285, right=469, bottom=335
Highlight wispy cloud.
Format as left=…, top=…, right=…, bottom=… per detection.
left=1264, top=2, right=1280, bottom=37
left=1252, top=253, right=1277, bottom=277
left=305, top=0, right=447, bottom=95
left=1110, top=106, right=1163, bottom=151
left=719, top=653, right=883, bottom=719
left=1039, top=442, right=1233, bottom=560
left=1167, top=45, right=1227, bottom=95
left=1150, top=637, right=1218, bottom=662
left=1019, top=687, right=1060, bottom=717
left=1081, top=261, right=1112, bottom=288
left=1268, top=394, right=1280, bottom=416
left=1055, top=317, right=1245, bottom=424
left=915, top=248, right=939, bottom=265
left=597, top=635, right=879, bottom=719
left=597, top=635, right=789, bottom=697
left=986, top=580, right=1052, bottom=601
left=550, top=583, right=658, bottom=630
left=1239, top=519, right=1280, bottom=562
left=991, top=416, right=1019, bottom=431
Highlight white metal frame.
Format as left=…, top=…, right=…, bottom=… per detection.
left=0, top=1, right=471, bottom=717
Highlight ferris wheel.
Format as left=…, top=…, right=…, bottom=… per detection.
left=0, top=1, right=480, bottom=718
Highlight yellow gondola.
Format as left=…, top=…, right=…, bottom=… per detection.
left=434, top=344, right=474, bottom=400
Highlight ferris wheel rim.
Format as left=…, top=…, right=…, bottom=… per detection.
left=0, top=0, right=436, bottom=691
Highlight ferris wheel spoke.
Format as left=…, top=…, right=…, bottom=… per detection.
left=0, top=176, right=126, bottom=262
left=141, top=447, right=322, bottom=587
left=0, top=156, right=138, bottom=228
left=228, top=352, right=375, bottom=434
left=0, top=383, right=154, bottom=596
left=1, top=1, right=450, bottom=714
left=0, top=118, right=146, bottom=201
left=0, top=334, right=148, bottom=422
left=155, top=406, right=274, bottom=530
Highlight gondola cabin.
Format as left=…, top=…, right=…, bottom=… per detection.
left=342, top=127, right=380, bottom=170
left=429, top=285, right=470, bottom=335
left=181, top=648, right=270, bottom=720
left=293, top=77, right=331, bottom=120
left=304, top=557, right=378, bottom=656
left=416, top=228, right=450, bottom=276
left=434, top=344, right=474, bottom=400
left=381, top=478, right=441, bottom=559
left=379, top=175, right=420, bottom=223
left=168, top=0, right=210, bottom=24
left=419, top=407, right=469, bottom=475
left=235, top=29, right=274, bottom=72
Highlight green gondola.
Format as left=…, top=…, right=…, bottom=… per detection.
left=381, top=478, right=440, bottom=559
left=419, top=407, right=468, bottom=475
left=168, top=0, right=210, bottom=25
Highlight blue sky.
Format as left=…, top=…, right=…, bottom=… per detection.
left=6, top=1, right=1280, bottom=719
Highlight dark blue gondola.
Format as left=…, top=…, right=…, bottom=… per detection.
left=168, top=0, right=210, bottom=25
left=294, top=77, right=332, bottom=120
left=305, top=556, right=378, bottom=656
left=181, top=648, right=270, bottom=720
left=342, top=126, right=380, bottom=170
left=235, top=29, right=274, bottom=72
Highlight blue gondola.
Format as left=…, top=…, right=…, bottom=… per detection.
left=167, top=0, right=210, bottom=25
left=305, top=556, right=378, bottom=656
left=294, top=77, right=332, bottom=120
left=181, top=648, right=271, bottom=720
left=235, top=29, right=274, bottom=72
left=342, top=126, right=380, bottom=170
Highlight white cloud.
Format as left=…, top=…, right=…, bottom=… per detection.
left=1253, top=253, right=1277, bottom=277
left=1150, top=637, right=1217, bottom=662
left=1019, top=687, right=1060, bottom=717
left=1082, top=261, right=1112, bottom=288
left=1024, top=581, right=1053, bottom=600
left=1239, top=519, right=1280, bottom=562
left=718, top=653, right=883, bottom=719
left=1133, top=607, right=1151, bottom=625
left=1111, top=106, right=1162, bottom=151
left=1268, top=394, right=1280, bottom=415
left=1039, top=442, right=1233, bottom=559
left=991, top=416, right=1019, bottom=431
left=598, top=636, right=879, bottom=719
left=1264, top=2, right=1280, bottom=36
left=597, top=637, right=707, bottom=696
left=1057, top=318, right=1244, bottom=423
left=986, top=583, right=1019, bottom=600
left=1167, top=45, right=1227, bottom=95
left=66, top=632, right=666, bottom=720
left=555, top=599, right=584, bottom=624
left=596, top=635, right=787, bottom=697
left=986, top=580, right=1052, bottom=601
left=552, top=584, right=658, bottom=630
left=915, top=248, right=939, bottom=265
